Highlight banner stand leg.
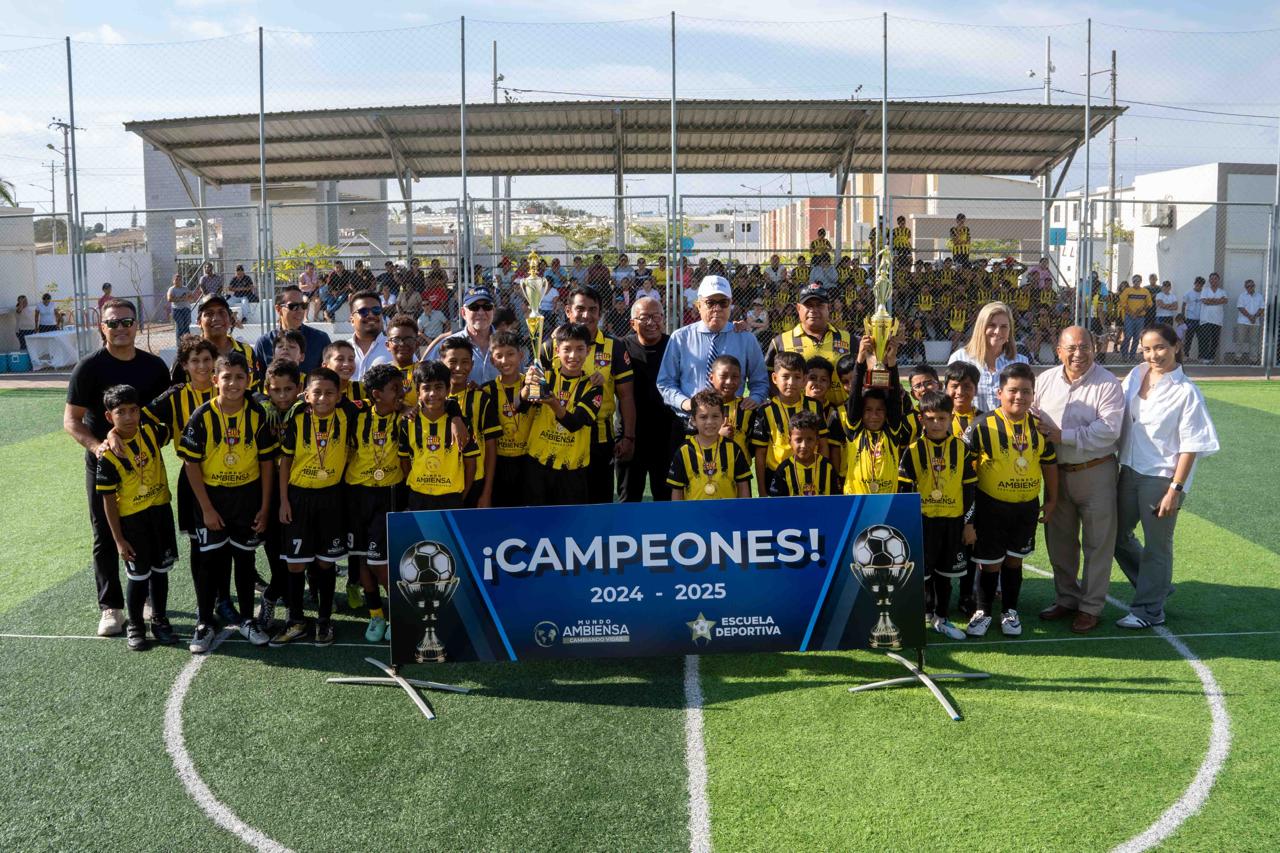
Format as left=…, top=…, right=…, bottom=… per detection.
left=327, top=656, right=471, bottom=721
left=848, top=650, right=988, bottom=722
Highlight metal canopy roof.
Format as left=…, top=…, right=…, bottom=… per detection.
left=125, top=99, right=1123, bottom=187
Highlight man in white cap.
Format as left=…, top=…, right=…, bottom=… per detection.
left=657, top=275, right=768, bottom=417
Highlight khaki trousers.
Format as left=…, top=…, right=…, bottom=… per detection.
left=1044, top=456, right=1118, bottom=616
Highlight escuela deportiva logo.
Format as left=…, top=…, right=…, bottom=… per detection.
left=687, top=613, right=781, bottom=644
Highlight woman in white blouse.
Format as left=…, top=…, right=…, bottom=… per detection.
left=947, top=301, right=1029, bottom=412
left=1114, top=324, right=1219, bottom=629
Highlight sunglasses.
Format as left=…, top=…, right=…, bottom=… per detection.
left=283, top=301, right=307, bottom=311
left=354, top=306, right=384, bottom=318
left=467, top=302, right=494, bottom=312
left=102, top=317, right=136, bottom=329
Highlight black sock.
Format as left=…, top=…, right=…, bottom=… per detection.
left=265, top=554, right=288, bottom=603
left=232, top=549, right=257, bottom=623
left=366, top=583, right=383, bottom=613
left=150, top=571, right=170, bottom=622
left=125, top=576, right=148, bottom=628
left=1000, top=563, right=1024, bottom=612
left=316, top=564, right=337, bottom=621
left=197, top=549, right=228, bottom=625
left=978, top=570, right=1000, bottom=613
left=924, top=574, right=937, bottom=618
left=960, top=561, right=977, bottom=604
left=932, top=575, right=952, bottom=621
left=287, top=570, right=305, bottom=623
left=217, top=557, right=232, bottom=606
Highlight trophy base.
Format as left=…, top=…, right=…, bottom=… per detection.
left=327, top=656, right=471, bottom=721
left=867, top=368, right=892, bottom=389
left=848, top=651, right=990, bottom=722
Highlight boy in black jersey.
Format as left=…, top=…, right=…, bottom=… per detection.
left=98, top=385, right=179, bottom=650
left=898, top=391, right=977, bottom=640
left=768, top=410, right=837, bottom=497
left=274, top=368, right=357, bottom=647
left=668, top=389, right=752, bottom=500
left=255, top=359, right=304, bottom=633
left=179, top=352, right=277, bottom=654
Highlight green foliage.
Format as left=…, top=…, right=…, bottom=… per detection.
left=537, top=217, right=612, bottom=252
left=269, top=241, right=342, bottom=283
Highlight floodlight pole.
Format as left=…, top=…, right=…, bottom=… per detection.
left=1106, top=50, right=1118, bottom=297
left=460, top=16, right=471, bottom=288
left=258, top=26, right=270, bottom=324
left=1077, top=19, right=1093, bottom=325
left=64, top=37, right=88, bottom=350
left=669, top=11, right=679, bottom=332
left=492, top=41, right=501, bottom=260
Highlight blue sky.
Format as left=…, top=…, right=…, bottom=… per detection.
left=2, top=0, right=1278, bottom=218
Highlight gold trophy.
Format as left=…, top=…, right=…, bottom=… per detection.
left=518, top=250, right=553, bottom=402
left=863, top=245, right=900, bottom=388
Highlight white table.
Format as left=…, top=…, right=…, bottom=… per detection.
left=25, top=329, right=80, bottom=369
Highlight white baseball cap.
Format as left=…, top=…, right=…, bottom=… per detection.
left=696, top=275, right=732, bottom=302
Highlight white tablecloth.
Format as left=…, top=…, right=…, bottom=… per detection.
left=25, top=329, right=80, bottom=369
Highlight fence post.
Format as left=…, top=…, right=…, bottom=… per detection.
left=669, top=11, right=679, bottom=333
left=460, top=16, right=471, bottom=289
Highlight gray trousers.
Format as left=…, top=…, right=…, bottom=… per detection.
left=1114, top=466, right=1183, bottom=621
left=1044, top=456, right=1118, bottom=616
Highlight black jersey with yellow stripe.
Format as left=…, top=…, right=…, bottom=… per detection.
left=450, top=385, right=501, bottom=480
left=95, top=423, right=172, bottom=517
left=898, top=434, right=977, bottom=519
left=178, top=397, right=278, bottom=487
left=346, top=406, right=403, bottom=487
left=398, top=409, right=479, bottom=496
left=485, top=377, right=532, bottom=458
left=146, top=383, right=214, bottom=450
left=750, top=395, right=828, bottom=471
left=280, top=399, right=361, bottom=489
left=964, top=408, right=1057, bottom=503
left=541, top=328, right=633, bottom=443
left=523, top=369, right=604, bottom=471
left=769, top=455, right=837, bottom=497
left=666, top=436, right=752, bottom=500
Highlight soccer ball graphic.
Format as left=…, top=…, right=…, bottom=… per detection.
left=398, top=541, right=460, bottom=663
left=852, top=525, right=910, bottom=570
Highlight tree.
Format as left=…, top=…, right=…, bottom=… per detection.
left=537, top=216, right=612, bottom=252
left=0, top=177, right=15, bottom=207
left=269, top=241, right=342, bottom=284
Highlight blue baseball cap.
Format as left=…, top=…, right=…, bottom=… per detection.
left=462, top=286, right=495, bottom=308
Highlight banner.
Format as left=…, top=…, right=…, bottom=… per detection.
left=387, top=494, right=924, bottom=666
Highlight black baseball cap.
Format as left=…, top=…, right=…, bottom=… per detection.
left=797, top=282, right=830, bottom=304
left=197, top=294, right=230, bottom=315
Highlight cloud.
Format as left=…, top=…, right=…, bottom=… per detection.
left=187, top=19, right=231, bottom=39
left=72, top=24, right=126, bottom=44
left=174, top=0, right=255, bottom=8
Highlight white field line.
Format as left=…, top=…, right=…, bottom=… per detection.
left=684, top=654, right=712, bottom=853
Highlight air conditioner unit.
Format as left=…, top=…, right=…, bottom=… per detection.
left=1141, top=202, right=1175, bottom=229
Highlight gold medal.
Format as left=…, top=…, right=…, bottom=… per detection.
left=373, top=468, right=386, bottom=482
left=1015, top=456, right=1029, bottom=470
left=703, top=482, right=717, bottom=496
left=930, top=489, right=943, bottom=501
left=224, top=452, right=239, bottom=466
left=869, top=481, right=880, bottom=493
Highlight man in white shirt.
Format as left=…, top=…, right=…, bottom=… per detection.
left=1180, top=276, right=1204, bottom=359
left=1154, top=280, right=1179, bottom=324
left=347, top=290, right=392, bottom=379
left=764, top=255, right=787, bottom=286
left=1197, top=272, right=1228, bottom=363
left=1234, top=278, right=1264, bottom=364
left=1034, top=326, right=1125, bottom=633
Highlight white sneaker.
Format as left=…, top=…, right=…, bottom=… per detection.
left=97, top=608, right=124, bottom=637
left=931, top=615, right=966, bottom=640
left=239, top=620, right=270, bottom=647
left=966, top=610, right=992, bottom=637
left=189, top=624, right=214, bottom=654
left=1001, top=609, right=1023, bottom=636
left=1116, top=612, right=1164, bottom=629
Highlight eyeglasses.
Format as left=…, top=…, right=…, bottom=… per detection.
left=635, top=314, right=663, bottom=323
left=354, top=306, right=383, bottom=318
left=283, top=301, right=306, bottom=312
left=1058, top=345, right=1093, bottom=354
left=467, top=302, right=494, bottom=312
left=102, top=317, right=136, bottom=329
left=389, top=335, right=417, bottom=345
left=703, top=298, right=731, bottom=309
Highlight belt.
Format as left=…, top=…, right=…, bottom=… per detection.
left=1059, top=455, right=1114, bottom=474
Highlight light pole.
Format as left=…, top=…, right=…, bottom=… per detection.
left=46, top=128, right=75, bottom=255
left=740, top=183, right=765, bottom=263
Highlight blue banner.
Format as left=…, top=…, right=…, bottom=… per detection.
left=387, top=494, right=925, bottom=666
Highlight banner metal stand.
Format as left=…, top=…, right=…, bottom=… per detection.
left=849, top=649, right=989, bottom=722
left=327, top=656, right=471, bottom=721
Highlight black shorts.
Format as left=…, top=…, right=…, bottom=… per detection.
left=406, top=491, right=465, bottom=512
left=283, top=485, right=347, bottom=564
left=490, top=454, right=527, bottom=508
left=121, top=504, right=179, bottom=581
left=921, top=515, right=967, bottom=579
left=523, top=459, right=588, bottom=506
left=196, top=482, right=264, bottom=553
left=973, top=492, right=1038, bottom=564
left=346, top=484, right=396, bottom=564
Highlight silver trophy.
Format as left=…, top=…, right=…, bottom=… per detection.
left=849, top=525, right=915, bottom=650
left=398, top=540, right=460, bottom=663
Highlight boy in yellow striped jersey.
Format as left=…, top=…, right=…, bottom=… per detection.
left=751, top=350, right=827, bottom=496
left=709, top=355, right=751, bottom=459
left=440, top=337, right=501, bottom=508
left=832, top=335, right=904, bottom=496
left=768, top=410, right=837, bottom=497
left=667, top=389, right=752, bottom=500
left=386, top=314, right=421, bottom=409
left=400, top=361, right=480, bottom=512
left=484, top=330, right=532, bottom=507
left=322, top=340, right=364, bottom=402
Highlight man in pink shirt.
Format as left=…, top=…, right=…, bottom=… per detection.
left=1033, top=326, right=1125, bottom=633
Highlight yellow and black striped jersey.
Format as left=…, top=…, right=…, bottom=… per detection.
left=485, top=377, right=532, bottom=458
left=338, top=379, right=365, bottom=404
left=666, top=436, right=752, bottom=500
left=146, top=383, right=214, bottom=450
left=279, top=399, right=361, bottom=489
left=345, top=407, right=404, bottom=488
left=541, top=329, right=633, bottom=443
left=767, top=324, right=854, bottom=406
left=258, top=398, right=306, bottom=446
left=398, top=410, right=479, bottom=496
left=523, top=369, right=604, bottom=471
left=964, top=409, right=1057, bottom=503
left=721, top=397, right=753, bottom=457
left=835, top=408, right=903, bottom=496
left=395, top=362, right=418, bottom=408
left=769, top=455, right=837, bottom=497
left=750, top=396, right=828, bottom=472
left=952, top=408, right=980, bottom=438
left=95, top=423, right=171, bottom=517
left=178, top=397, right=278, bottom=487
left=450, top=386, right=501, bottom=480
left=898, top=434, right=977, bottom=519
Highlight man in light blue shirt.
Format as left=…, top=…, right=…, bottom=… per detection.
left=657, top=275, right=768, bottom=416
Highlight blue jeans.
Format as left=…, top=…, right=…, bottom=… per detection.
left=173, top=307, right=191, bottom=339
left=1123, top=316, right=1144, bottom=357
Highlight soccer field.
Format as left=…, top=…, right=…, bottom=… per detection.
left=1, top=381, right=1278, bottom=852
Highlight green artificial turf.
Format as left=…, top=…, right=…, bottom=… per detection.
left=0, top=380, right=1278, bottom=850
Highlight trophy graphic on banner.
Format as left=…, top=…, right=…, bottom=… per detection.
left=398, top=541, right=460, bottom=663
left=849, top=524, right=915, bottom=650
left=863, top=245, right=901, bottom=388
left=519, top=250, right=553, bottom=402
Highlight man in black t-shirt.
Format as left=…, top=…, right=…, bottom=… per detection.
left=64, top=299, right=170, bottom=637
left=617, top=297, right=682, bottom=502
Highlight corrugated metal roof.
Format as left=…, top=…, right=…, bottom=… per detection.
left=124, top=99, right=1122, bottom=186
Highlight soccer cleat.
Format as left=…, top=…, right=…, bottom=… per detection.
left=383, top=623, right=391, bottom=642
left=930, top=616, right=966, bottom=641
left=314, top=619, right=335, bottom=647
left=239, top=619, right=270, bottom=647
left=256, top=596, right=280, bottom=632
left=965, top=610, right=992, bottom=637
left=215, top=600, right=241, bottom=627
left=126, top=623, right=149, bottom=651
left=189, top=624, right=215, bottom=654
left=151, top=618, right=179, bottom=645
left=346, top=583, right=365, bottom=611
left=268, top=621, right=310, bottom=648
left=97, top=608, right=125, bottom=637
left=1001, top=609, right=1023, bottom=637
left=364, top=616, right=387, bottom=643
